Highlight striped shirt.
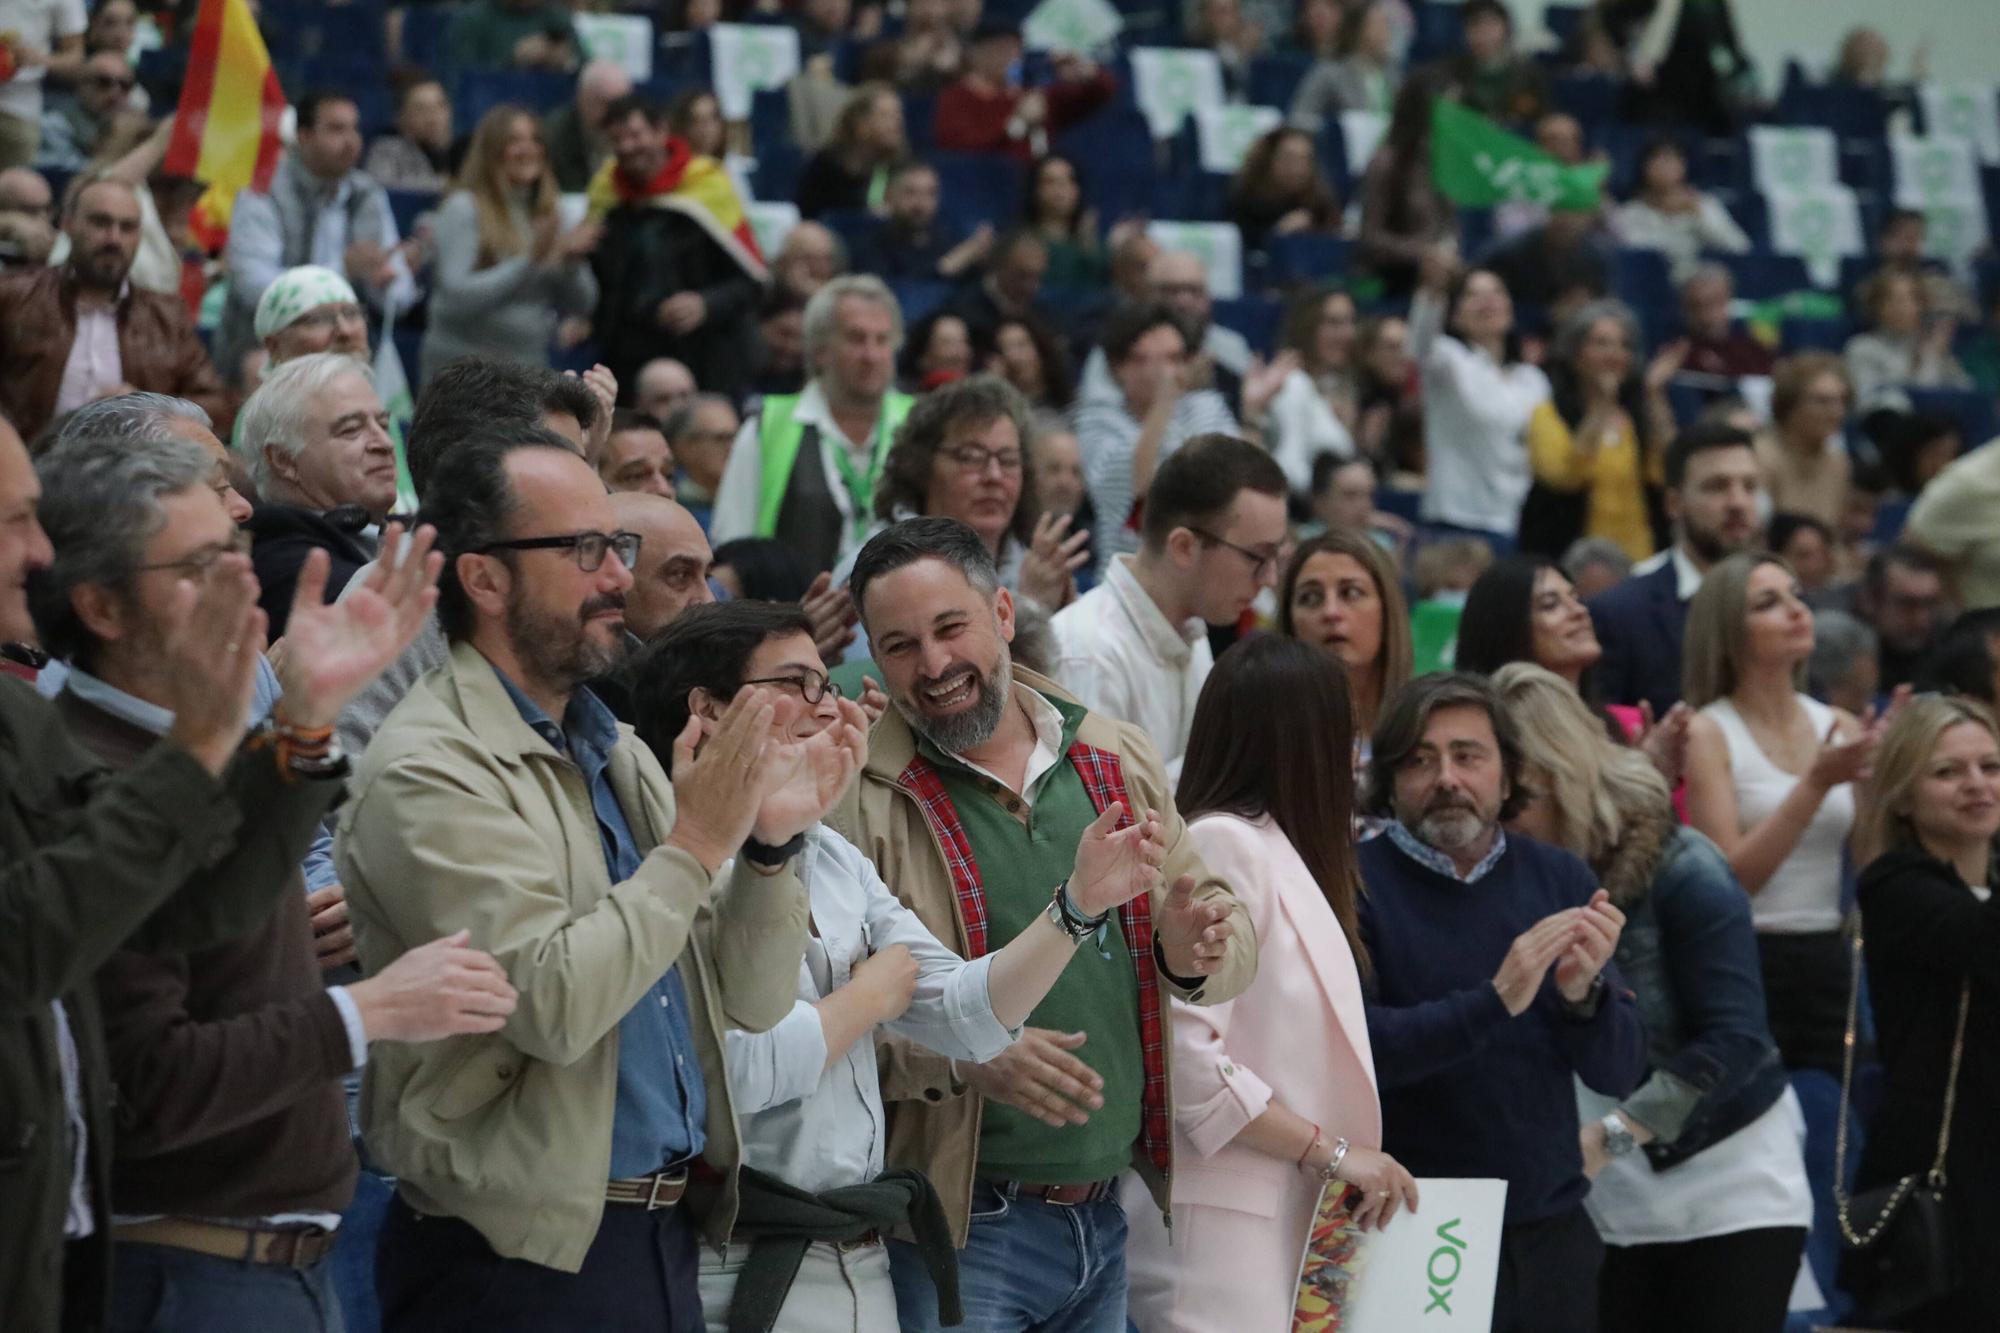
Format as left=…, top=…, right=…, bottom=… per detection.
left=1071, top=390, right=1238, bottom=564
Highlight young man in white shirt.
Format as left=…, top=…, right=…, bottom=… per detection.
left=1049, top=433, right=1289, bottom=777
left=630, top=599, right=1169, bottom=1332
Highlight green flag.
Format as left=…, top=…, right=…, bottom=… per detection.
left=1429, top=99, right=1607, bottom=211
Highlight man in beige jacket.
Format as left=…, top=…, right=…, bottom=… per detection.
left=336, top=424, right=865, bottom=1332
left=829, top=516, right=1258, bottom=1331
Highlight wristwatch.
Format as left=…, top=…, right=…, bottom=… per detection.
left=740, top=832, right=805, bottom=867
left=1599, top=1112, right=1637, bottom=1159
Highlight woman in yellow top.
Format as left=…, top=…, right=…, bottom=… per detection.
left=1522, top=299, right=1680, bottom=562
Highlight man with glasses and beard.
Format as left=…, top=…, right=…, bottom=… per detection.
left=831, top=516, right=1255, bottom=1331
left=1355, top=672, right=1644, bottom=1333
left=0, top=176, right=227, bottom=439
left=1588, top=422, right=1763, bottom=716
left=336, top=424, right=868, bottom=1332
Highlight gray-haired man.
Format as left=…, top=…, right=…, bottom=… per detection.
left=236, top=351, right=399, bottom=635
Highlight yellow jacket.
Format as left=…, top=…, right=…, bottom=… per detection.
left=1526, top=400, right=1659, bottom=561
left=335, top=640, right=808, bottom=1271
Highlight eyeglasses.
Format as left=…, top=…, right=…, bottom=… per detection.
left=940, top=444, right=1023, bottom=474
left=132, top=529, right=252, bottom=576
left=744, top=670, right=843, bottom=704
left=474, top=530, right=642, bottom=572
left=1189, top=526, right=1280, bottom=578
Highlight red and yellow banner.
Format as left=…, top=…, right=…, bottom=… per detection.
left=163, top=0, right=287, bottom=252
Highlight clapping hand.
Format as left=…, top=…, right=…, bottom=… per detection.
left=751, top=694, right=870, bottom=846
left=1154, top=870, right=1235, bottom=978
left=1016, top=511, right=1089, bottom=610
left=1069, top=802, right=1166, bottom=918
left=1241, top=350, right=1301, bottom=425
left=1635, top=700, right=1692, bottom=785
left=273, top=525, right=442, bottom=730
left=1554, top=890, right=1624, bottom=1004
left=801, top=571, right=859, bottom=659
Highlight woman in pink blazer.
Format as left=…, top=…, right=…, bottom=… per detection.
left=1125, top=633, right=1420, bottom=1332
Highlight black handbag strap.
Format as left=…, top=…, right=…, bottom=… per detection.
left=1832, top=915, right=1971, bottom=1247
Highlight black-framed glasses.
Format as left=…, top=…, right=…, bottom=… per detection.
left=1188, top=526, right=1279, bottom=578
left=744, top=670, right=843, bottom=704
left=474, top=530, right=642, bottom=572
left=131, top=529, right=252, bottom=576
left=940, top=443, right=1023, bottom=473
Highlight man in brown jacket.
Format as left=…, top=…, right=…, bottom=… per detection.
left=0, top=176, right=229, bottom=442
left=830, top=517, right=1258, bottom=1331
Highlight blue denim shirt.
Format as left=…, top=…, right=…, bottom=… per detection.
left=1614, top=827, right=1787, bottom=1169
left=496, top=672, right=707, bottom=1176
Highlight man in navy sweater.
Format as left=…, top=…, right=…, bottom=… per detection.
left=1357, top=673, right=1645, bottom=1333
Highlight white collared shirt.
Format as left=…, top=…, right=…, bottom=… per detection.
left=710, top=380, right=896, bottom=565
left=943, top=683, right=1067, bottom=809
left=1048, top=555, right=1212, bottom=780
left=1630, top=543, right=1706, bottom=602
left=724, top=826, right=1016, bottom=1194
left=54, top=292, right=125, bottom=417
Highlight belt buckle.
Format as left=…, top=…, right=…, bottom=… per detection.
left=646, top=1170, right=684, bottom=1210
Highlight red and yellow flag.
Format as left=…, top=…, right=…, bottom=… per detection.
left=585, top=137, right=768, bottom=283
left=162, top=0, right=287, bottom=253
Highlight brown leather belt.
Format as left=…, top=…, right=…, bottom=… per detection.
left=996, top=1178, right=1119, bottom=1206
left=605, top=1168, right=689, bottom=1210
left=111, top=1218, right=338, bottom=1269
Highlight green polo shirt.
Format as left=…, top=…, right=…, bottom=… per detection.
left=919, top=692, right=1143, bottom=1185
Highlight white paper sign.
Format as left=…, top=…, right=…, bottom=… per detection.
left=1022, top=0, right=1123, bottom=55
left=1294, top=1178, right=1508, bottom=1332
left=1129, top=46, right=1224, bottom=140
left=1915, top=197, right=1990, bottom=273
left=707, top=23, right=802, bottom=121
left=1341, top=109, right=1388, bottom=177
left=1748, top=125, right=1839, bottom=194
left=575, top=13, right=654, bottom=82
left=1763, top=184, right=1865, bottom=288
left=1891, top=132, right=1983, bottom=208
left=1195, top=104, right=1281, bottom=173
left=1920, top=83, right=2000, bottom=166
left=1145, top=220, right=1242, bottom=299
left=746, top=200, right=801, bottom=260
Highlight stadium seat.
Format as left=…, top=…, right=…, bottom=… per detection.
left=1246, top=54, right=1311, bottom=112
left=1053, top=109, right=1160, bottom=224
left=749, top=89, right=789, bottom=157
left=1778, top=316, right=1853, bottom=353
left=930, top=152, right=1026, bottom=240
left=1264, top=234, right=1356, bottom=289
left=1904, top=388, right=1999, bottom=449
left=399, top=4, right=461, bottom=73
left=1541, top=4, right=1586, bottom=49
left=1212, top=294, right=1283, bottom=356
left=752, top=143, right=804, bottom=203
left=1610, top=247, right=1674, bottom=311
left=1408, top=3, right=1463, bottom=65
left=385, top=189, right=440, bottom=239
left=1550, top=74, right=1621, bottom=128
left=1708, top=251, right=1813, bottom=300
left=455, top=69, right=575, bottom=129
left=1776, top=62, right=1891, bottom=141
left=886, top=279, right=953, bottom=326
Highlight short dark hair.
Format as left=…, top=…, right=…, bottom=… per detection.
left=1101, top=302, right=1188, bottom=366
left=600, top=92, right=661, bottom=132
left=296, top=91, right=357, bottom=133
left=422, top=425, right=584, bottom=641
left=610, top=407, right=663, bottom=437
left=1767, top=511, right=1833, bottom=560
left=1865, top=541, right=1942, bottom=593
left=408, top=361, right=592, bottom=497
left=1363, top=672, right=1530, bottom=822
left=630, top=600, right=816, bottom=760
left=1461, top=0, right=1510, bottom=27
left=711, top=538, right=814, bottom=603
left=850, top=515, right=1001, bottom=622
left=1310, top=450, right=1373, bottom=497
left=1662, top=420, right=1755, bottom=490
left=876, top=374, right=1038, bottom=542
left=1140, top=432, right=1287, bottom=551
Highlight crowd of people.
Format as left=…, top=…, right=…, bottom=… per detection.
left=1, top=0, right=1998, bottom=1331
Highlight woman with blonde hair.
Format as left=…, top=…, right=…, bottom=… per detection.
left=1496, top=663, right=1811, bottom=1333
left=420, top=104, right=601, bottom=384
left=794, top=82, right=907, bottom=218
left=1682, top=551, right=1882, bottom=1073
left=1849, top=695, right=2000, bottom=1331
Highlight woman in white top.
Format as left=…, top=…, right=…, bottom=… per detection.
left=1499, top=664, right=1814, bottom=1333
left=1408, top=247, right=1552, bottom=542
left=1256, top=286, right=1362, bottom=500
left=1683, top=551, right=1884, bottom=1074
left=1843, top=268, right=1975, bottom=410
left=1610, top=138, right=1751, bottom=282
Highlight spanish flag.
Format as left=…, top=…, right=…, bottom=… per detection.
left=585, top=137, right=767, bottom=283
left=163, top=0, right=287, bottom=253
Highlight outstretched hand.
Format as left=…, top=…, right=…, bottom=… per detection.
left=1069, top=802, right=1166, bottom=917
left=274, top=524, right=442, bottom=729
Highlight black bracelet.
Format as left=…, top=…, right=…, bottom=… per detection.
left=740, top=832, right=805, bottom=867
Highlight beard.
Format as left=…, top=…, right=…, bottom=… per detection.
left=506, top=591, right=629, bottom=693
left=893, top=648, right=1013, bottom=753
left=75, top=246, right=132, bottom=291
left=1683, top=513, right=1750, bottom=565
left=1408, top=792, right=1497, bottom=855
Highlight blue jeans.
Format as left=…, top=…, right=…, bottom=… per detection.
left=107, top=1241, right=345, bottom=1333
left=888, top=1180, right=1128, bottom=1333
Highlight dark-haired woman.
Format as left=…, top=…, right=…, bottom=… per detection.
left=1125, top=634, right=1417, bottom=1331
left=1020, top=155, right=1107, bottom=291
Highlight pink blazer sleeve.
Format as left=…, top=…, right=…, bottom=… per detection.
left=1172, top=816, right=1281, bottom=1158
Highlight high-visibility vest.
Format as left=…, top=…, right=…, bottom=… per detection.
left=753, top=390, right=915, bottom=540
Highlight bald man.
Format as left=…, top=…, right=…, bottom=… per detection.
left=545, top=59, right=633, bottom=191
left=634, top=357, right=696, bottom=421
left=772, top=221, right=843, bottom=302
left=612, top=490, right=715, bottom=644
